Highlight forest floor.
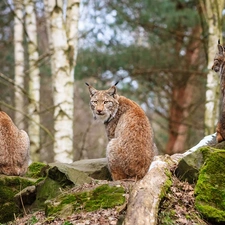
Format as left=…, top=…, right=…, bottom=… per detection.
left=7, top=167, right=211, bottom=225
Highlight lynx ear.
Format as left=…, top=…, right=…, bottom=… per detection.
left=106, top=85, right=117, bottom=97
left=85, top=83, right=97, bottom=97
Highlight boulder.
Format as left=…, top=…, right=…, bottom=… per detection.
left=31, top=162, right=93, bottom=210
left=175, top=147, right=204, bottom=183
left=70, top=158, right=111, bottom=180
left=175, top=133, right=217, bottom=183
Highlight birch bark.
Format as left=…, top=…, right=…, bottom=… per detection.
left=45, top=0, right=80, bottom=163
left=14, top=0, right=25, bottom=129
left=202, top=0, right=224, bottom=135
left=25, top=0, right=41, bottom=161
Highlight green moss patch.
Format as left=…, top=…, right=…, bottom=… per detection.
left=25, top=162, right=48, bottom=179
left=0, top=175, right=35, bottom=223
left=195, top=150, right=225, bottom=223
left=45, top=184, right=125, bottom=217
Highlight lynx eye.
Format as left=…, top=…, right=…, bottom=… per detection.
left=91, top=101, right=97, bottom=104
left=104, top=101, right=111, bottom=104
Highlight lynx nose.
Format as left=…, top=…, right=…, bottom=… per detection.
left=97, top=109, right=102, bottom=113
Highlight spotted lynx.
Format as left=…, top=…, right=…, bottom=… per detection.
left=86, top=83, right=154, bottom=180
left=0, top=110, right=30, bottom=176
left=212, top=40, right=225, bottom=142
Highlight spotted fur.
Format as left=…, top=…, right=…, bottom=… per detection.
left=0, top=110, right=30, bottom=175
left=212, top=40, right=225, bottom=142
left=86, top=83, right=154, bottom=180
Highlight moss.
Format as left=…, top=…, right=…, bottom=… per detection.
left=159, top=169, right=172, bottom=199
left=45, top=184, right=125, bottom=217
left=32, top=177, right=66, bottom=210
left=195, top=150, right=225, bottom=222
left=0, top=175, right=35, bottom=223
left=25, top=162, right=48, bottom=178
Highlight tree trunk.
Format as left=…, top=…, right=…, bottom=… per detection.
left=25, top=0, right=41, bottom=161
left=14, top=0, right=25, bottom=129
left=202, top=0, right=224, bottom=135
left=45, top=0, right=80, bottom=163
left=165, top=25, right=203, bottom=154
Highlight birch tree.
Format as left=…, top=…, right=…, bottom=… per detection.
left=201, top=0, right=224, bottom=135
left=25, top=0, right=41, bottom=161
left=44, top=0, right=80, bottom=163
left=14, top=0, right=25, bottom=129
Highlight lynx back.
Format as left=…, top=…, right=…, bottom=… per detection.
left=0, top=111, right=30, bottom=176
left=212, top=40, right=225, bottom=142
left=86, top=83, right=154, bottom=180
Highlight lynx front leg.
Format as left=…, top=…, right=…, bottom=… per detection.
left=217, top=102, right=225, bottom=142
left=216, top=122, right=225, bottom=143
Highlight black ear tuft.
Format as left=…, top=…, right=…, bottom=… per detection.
left=85, top=82, right=90, bottom=87
left=218, top=39, right=220, bottom=45
left=114, top=81, right=119, bottom=86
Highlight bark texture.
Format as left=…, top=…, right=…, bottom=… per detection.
left=14, top=0, right=25, bottom=129
left=44, top=0, right=80, bottom=163
left=25, top=0, right=41, bottom=161
left=202, top=0, right=224, bottom=135
left=124, top=155, right=174, bottom=225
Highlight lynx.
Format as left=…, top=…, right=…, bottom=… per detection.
left=86, top=83, right=154, bottom=180
left=212, top=40, right=225, bottom=142
left=0, top=110, right=30, bottom=176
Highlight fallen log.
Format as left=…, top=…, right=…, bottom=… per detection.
left=123, top=155, right=176, bottom=225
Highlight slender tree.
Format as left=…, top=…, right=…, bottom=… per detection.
left=44, top=0, right=80, bottom=163
left=200, top=0, right=224, bottom=135
left=25, top=0, right=41, bottom=161
left=14, top=0, right=25, bottom=129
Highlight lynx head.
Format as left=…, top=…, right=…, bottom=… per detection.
left=86, top=83, right=119, bottom=123
left=212, top=39, right=225, bottom=73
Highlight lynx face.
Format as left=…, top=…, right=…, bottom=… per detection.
left=212, top=44, right=225, bottom=73
left=87, top=84, right=119, bottom=123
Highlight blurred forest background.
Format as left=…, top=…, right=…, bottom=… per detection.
left=0, top=0, right=224, bottom=163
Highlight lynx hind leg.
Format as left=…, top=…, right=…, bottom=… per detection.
left=106, top=139, right=128, bottom=181
left=18, top=130, right=30, bottom=175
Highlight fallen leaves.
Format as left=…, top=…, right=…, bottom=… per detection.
left=158, top=167, right=210, bottom=225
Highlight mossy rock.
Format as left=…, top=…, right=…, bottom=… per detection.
left=195, top=149, right=225, bottom=223
left=0, top=175, right=36, bottom=223
left=25, top=162, right=48, bottom=179
left=31, top=164, right=92, bottom=211
left=45, top=184, right=125, bottom=218
left=175, top=146, right=208, bottom=183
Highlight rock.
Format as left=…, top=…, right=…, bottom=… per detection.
left=195, top=148, right=225, bottom=223
left=25, top=161, right=49, bottom=178
left=175, top=147, right=204, bottom=183
left=14, top=185, right=36, bottom=207
left=45, top=184, right=125, bottom=218
left=175, top=133, right=217, bottom=183
left=49, top=163, right=92, bottom=186
left=70, top=158, right=111, bottom=180
left=32, top=163, right=92, bottom=210
left=124, top=155, right=175, bottom=225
